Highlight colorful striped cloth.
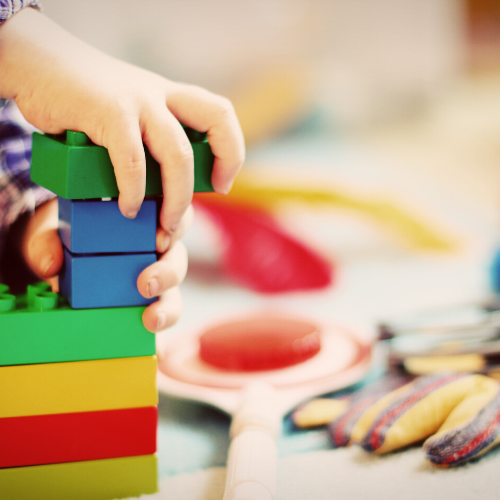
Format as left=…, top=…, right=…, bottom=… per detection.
left=424, top=379, right=500, bottom=465
left=328, top=372, right=500, bottom=466
left=329, top=373, right=409, bottom=447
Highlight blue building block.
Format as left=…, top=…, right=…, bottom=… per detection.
left=59, top=248, right=157, bottom=309
left=58, top=198, right=157, bottom=254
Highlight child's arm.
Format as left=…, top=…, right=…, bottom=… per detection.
left=0, top=7, right=245, bottom=332
left=0, top=7, right=244, bottom=229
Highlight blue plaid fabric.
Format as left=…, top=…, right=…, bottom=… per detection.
left=0, top=1, right=50, bottom=264
left=0, top=99, right=54, bottom=258
left=0, top=0, right=40, bottom=24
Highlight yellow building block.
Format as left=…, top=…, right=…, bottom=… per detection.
left=0, top=356, right=157, bottom=418
left=0, top=454, right=158, bottom=500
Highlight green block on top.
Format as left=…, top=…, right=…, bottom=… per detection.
left=0, top=283, right=155, bottom=367
left=30, top=128, right=214, bottom=199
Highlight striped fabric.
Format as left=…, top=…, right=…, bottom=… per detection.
left=362, top=373, right=466, bottom=452
left=330, top=396, right=380, bottom=447
left=0, top=101, right=54, bottom=275
left=329, top=372, right=411, bottom=447
left=328, top=372, right=500, bottom=466
left=425, top=388, right=500, bottom=466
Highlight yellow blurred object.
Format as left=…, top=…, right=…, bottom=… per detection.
left=293, top=398, right=349, bottom=428
left=229, top=66, right=311, bottom=146
left=213, top=172, right=457, bottom=252
left=404, top=354, right=486, bottom=375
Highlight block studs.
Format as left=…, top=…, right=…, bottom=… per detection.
left=66, top=130, right=91, bottom=146
left=27, top=282, right=54, bottom=310
left=34, top=292, right=59, bottom=312
left=0, top=293, right=16, bottom=313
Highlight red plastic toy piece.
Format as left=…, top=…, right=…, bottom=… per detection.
left=199, top=315, right=321, bottom=371
left=193, top=196, right=333, bottom=294
left=0, top=407, right=157, bottom=469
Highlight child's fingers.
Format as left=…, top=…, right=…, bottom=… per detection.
left=156, top=204, right=194, bottom=254
left=165, top=84, right=245, bottom=194
left=142, top=107, right=194, bottom=234
left=137, top=240, right=188, bottom=302
left=142, top=286, right=183, bottom=333
left=26, top=227, right=63, bottom=280
left=21, top=198, right=64, bottom=280
left=105, top=117, right=147, bottom=219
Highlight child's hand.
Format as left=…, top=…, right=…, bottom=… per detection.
left=21, top=198, right=192, bottom=332
left=0, top=8, right=245, bottom=238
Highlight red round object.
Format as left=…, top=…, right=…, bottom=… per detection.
left=198, top=316, right=321, bottom=372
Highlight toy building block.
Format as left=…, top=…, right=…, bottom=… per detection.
left=0, top=283, right=154, bottom=366
left=0, top=454, right=158, bottom=500
left=31, top=128, right=214, bottom=199
left=0, top=356, right=158, bottom=418
left=0, top=406, right=157, bottom=468
left=58, top=197, right=157, bottom=254
left=59, top=248, right=156, bottom=308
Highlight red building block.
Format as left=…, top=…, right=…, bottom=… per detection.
left=0, top=407, right=157, bottom=469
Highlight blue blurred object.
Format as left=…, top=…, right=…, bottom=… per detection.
left=58, top=197, right=157, bottom=254
left=490, top=247, right=500, bottom=295
left=59, top=248, right=156, bottom=308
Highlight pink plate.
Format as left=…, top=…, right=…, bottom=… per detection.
left=156, top=316, right=373, bottom=416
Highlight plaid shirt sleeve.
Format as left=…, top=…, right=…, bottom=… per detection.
left=0, top=100, right=55, bottom=258
left=0, top=0, right=40, bottom=24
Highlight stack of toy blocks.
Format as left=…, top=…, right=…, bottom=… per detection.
left=0, top=129, right=214, bottom=500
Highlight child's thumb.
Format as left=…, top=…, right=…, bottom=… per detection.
left=22, top=199, right=64, bottom=282
left=27, top=228, right=63, bottom=280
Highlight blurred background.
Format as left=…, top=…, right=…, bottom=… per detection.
left=43, top=0, right=466, bottom=129
left=37, top=0, right=500, bottom=482
left=40, top=0, right=500, bottom=388
left=40, top=0, right=500, bottom=234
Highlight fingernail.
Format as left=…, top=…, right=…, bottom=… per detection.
left=220, top=180, right=234, bottom=195
left=158, top=232, right=171, bottom=253
left=157, top=312, right=167, bottom=331
left=40, top=255, right=54, bottom=276
left=125, top=210, right=138, bottom=219
left=147, top=278, right=160, bottom=298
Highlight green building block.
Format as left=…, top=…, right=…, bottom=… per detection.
left=0, top=454, right=158, bottom=500
left=0, top=283, right=155, bottom=366
left=30, top=128, right=214, bottom=199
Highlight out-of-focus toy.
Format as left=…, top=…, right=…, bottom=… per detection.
left=215, top=171, right=456, bottom=252
left=193, top=196, right=333, bottom=293
left=198, top=315, right=322, bottom=371
left=157, top=313, right=373, bottom=500
left=377, top=295, right=500, bottom=376
left=192, top=170, right=456, bottom=294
